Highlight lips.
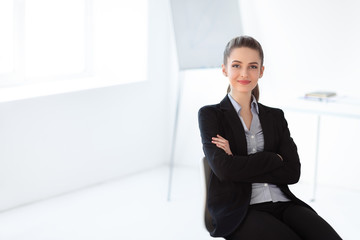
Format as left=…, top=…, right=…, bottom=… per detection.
left=237, top=80, right=251, bottom=85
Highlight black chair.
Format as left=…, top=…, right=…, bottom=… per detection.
left=202, top=157, right=215, bottom=233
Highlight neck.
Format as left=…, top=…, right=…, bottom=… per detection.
left=229, top=91, right=252, bottom=110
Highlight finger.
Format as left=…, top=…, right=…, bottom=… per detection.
left=214, top=142, right=227, bottom=149
left=212, top=137, right=226, bottom=144
left=213, top=139, right=229, bottom=151
left=215, top=143, right=226, bottom=151
left=214, top=142, right=224, bottom=148
left=212, top=138, right=224, bottom=144
left=216, top=134, right=226, bottom=140
left=217, top=135, right=229, bottom=143
left=216, top=136, right=229, bottom=145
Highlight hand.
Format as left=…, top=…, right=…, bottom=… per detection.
left=212, top=134, right=233, bottom=155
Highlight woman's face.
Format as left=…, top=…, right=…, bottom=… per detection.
left=222, top=47, right=264, bottom=96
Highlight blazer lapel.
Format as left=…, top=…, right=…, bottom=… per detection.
left=257, top=103, right=274, bottom=151
left=220, top=96, right=248, bottom=155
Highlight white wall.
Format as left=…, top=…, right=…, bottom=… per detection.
left=239, top=0, right=360, bottom=99
left=0, top=0, right=176, bottom=211
left=173, top=0, right=360, bottom=193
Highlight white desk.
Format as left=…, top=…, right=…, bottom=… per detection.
left=271, top=96, right=360, bottom=201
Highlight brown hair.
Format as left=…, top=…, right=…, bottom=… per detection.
left=224, top=36, right=264, bottom=101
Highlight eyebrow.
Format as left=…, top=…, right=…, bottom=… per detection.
left=231, top=60, right=259, bottom=65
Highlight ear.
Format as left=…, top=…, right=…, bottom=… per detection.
left=222, top=64, right=227, bottom=77
left=259, top=66, right=265, bottom=78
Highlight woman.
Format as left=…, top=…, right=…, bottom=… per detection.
left=198, top=36, right=342, bottom=240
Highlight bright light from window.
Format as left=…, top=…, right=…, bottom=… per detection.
left=25, top=0, right=85, bottom=77
left=0, top=0, right=14, bottom=75
left=0, top=0, right=148, bottom=101
left=93, top=0, right=148, bottom=82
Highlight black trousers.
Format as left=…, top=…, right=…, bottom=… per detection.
left=225, top=201, right=342, bottom=240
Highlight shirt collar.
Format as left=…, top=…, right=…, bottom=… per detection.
left=227, top=93, right=259, bottom=115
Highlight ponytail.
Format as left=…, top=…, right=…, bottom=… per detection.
left=252, top=84, right=260, bottom=101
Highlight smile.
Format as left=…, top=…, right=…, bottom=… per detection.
left=237, top=80, right=251, bottom=85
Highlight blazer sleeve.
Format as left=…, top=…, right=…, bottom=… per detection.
left=239, top=109, right=301, bottom=184
left=198, top=106, right=285, bottom=183
left=266, top=109, right=301, bottom=184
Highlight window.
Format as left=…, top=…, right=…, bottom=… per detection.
left=0, top=0, right=14, bottom=75
left=0, top=0, right=148, bottom=91
left=93, top=0, right=148, bottom=81
left=25, top=0, right=85, bottom=78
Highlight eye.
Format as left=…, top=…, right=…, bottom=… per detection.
left=249, top=65, right=258, bottom=69
left=232, top=64, right=240, bottom=68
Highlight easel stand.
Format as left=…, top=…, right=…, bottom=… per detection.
left=167, top=70, right=185, bottom=201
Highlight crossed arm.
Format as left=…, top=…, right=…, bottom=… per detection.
left=212, top=134, right=284, bottom=161
left=198, top=106, right=300, bottom=184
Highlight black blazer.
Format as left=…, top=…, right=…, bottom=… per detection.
left=198, top=95, right=312, bottom=237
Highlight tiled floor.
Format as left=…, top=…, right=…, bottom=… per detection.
left=0, top=165, right=357, bottom=239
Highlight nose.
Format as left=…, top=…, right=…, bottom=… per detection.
left=240, top=69, right=248, bottom=78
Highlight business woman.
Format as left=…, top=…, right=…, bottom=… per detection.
left=198, top=36, right=342, bottom=239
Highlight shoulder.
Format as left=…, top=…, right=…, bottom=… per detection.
left=198, top=103, right=224, bottom=134
left=198, top=103, right=222, bottom=119
left=258, top=102, right=284, bottom=114
left=258, top=103, right=289, bottom=132
left=199, top=95, right=233, bottom=116
left=199, top=103, right=220, bottom=112
left=258, top=102, right=286, bottom=120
